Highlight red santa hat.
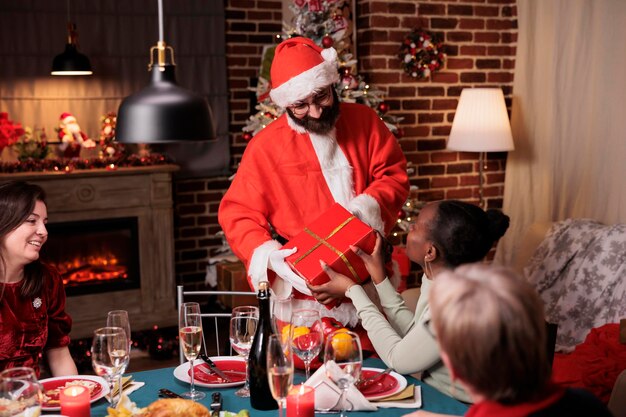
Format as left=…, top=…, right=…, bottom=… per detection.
left=269, top=37, right=339, bottom=108
left=60, top=112, right=74, bottom=121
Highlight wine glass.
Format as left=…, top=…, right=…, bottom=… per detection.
left=271, top=295, right=293, bottom=344
left=179, top=302, right=206, bottom=401
left=267, top=334, right=294, bottom=417
left=91, top=326, right=129, bottom=408
left=107, top=310, right=131, bottom=400
left=290, top=309, right=324, bottom=380
left=0, top=368, right=43, bottom=417
left=229, top=306, right=259, bottom=397
left=323, top=330, right=362, bottom=417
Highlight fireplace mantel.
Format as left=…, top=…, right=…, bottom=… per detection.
left=1, top=165, right=179, bottom=338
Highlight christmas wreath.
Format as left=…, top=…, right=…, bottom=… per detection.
left=399, top=29, right=446, bottom=79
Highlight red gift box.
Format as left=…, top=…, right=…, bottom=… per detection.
left=282, top=203, right=376, bottom=292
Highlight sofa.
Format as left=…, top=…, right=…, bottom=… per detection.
left=514, top=219, right=626, bottom=416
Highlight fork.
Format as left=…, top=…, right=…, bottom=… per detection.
left=199, top=353, right=246, bottom=375
left=356, top=368, right=392, bottom=390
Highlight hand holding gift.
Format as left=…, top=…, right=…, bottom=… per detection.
left=308, top=233, right=386, bottom=305
left=281, top=203, right=376, bottom=308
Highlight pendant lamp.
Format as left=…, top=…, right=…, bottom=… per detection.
left=51, top=1, right=93, bottom=76
left=115, top=0, right=214, bottom=143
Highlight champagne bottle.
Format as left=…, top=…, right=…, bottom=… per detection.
left=248, top=281, right=278, bottom=410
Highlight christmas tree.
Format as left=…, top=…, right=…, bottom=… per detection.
left=242, top=0, right=403, bottom=140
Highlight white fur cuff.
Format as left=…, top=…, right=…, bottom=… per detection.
left=347, top=194, right=384, bottom=234
left=248, top=240, right=282, bottom=291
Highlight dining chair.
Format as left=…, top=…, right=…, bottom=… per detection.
left=176, top=285, right=256, bottom=364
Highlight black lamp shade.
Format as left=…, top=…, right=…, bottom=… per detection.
left=116, top=64, right=214, bottom=143
left=51, top=44, right=93, bottom=75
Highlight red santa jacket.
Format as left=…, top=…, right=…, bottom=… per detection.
left=218, top=103, right=409, bottom=324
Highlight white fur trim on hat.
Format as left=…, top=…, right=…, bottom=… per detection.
left=347, top=194, right=385, bottom=234
left=270, top=48, right=339, bottom=108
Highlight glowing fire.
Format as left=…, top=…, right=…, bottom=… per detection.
left=57, top=253, right=128, bottom=286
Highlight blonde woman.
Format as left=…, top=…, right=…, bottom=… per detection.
left=406, top=264, right=612, bottom=417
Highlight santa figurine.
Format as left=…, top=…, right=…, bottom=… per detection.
left=57, top=112, right=95, bottom=158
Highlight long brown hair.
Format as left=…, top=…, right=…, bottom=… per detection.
left=0, top=181, right=49, bottom=297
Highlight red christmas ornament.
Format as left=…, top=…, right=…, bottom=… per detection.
left=243, top=132, right=253, bottom=141
left=308, top=0, right=322, bottom=11
left=322, top=35, right=334, bottom=48
left=397, top=210, right=406, bottom=220
left=378, top=101, right=389, bottom=114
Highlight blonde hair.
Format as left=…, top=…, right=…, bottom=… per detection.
left=429, top=264, right=550, bottom=403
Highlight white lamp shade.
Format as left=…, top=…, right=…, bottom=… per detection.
left=447, top=88, right=515, bottom=152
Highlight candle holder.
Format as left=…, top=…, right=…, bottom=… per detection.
left=60, top=385, right=91, bottom=417
left=286, top=384, right=315, bottom=417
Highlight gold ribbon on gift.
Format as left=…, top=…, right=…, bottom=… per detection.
left=293, top=215, right=361, bottom=282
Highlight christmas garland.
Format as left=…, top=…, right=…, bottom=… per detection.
left=0, top=153, right=171, bottom=173
left=399, top=29, right=446, bottom=79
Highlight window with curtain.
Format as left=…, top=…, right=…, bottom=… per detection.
left=0, top=0, right=229, bottom=177
left=496, top=0, right=626, bottom=265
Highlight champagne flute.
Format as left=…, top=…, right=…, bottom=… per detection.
left=179, top=302, right=206, bottom=401
left=271, top=295, right=292, bottom=344
left=267, top=334, right=294, bottom=417
left=229, top=306, right=259, bottom=397
left=290, top=309, right=324, bottom=380
left=0, top=367, right=42, bottom=417
left=323, top=330, right=362, bottom=417
left=91, top=326, right=129, bottom=408
left=107, top=310, right=131, bottom=399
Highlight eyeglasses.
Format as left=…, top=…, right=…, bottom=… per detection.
left=288, top=87, right=333, bottom=117
left=423, top=318, right=437, bottom=340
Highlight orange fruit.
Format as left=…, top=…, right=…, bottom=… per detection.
left=282, top=325, right=310, bottom=344
left=330, top=331, right=354, bottom=360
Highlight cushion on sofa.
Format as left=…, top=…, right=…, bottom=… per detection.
left=524, top=219, right=626, bottom=352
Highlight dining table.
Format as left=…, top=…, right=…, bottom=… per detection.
left=87, top=358, right=468, bottom=416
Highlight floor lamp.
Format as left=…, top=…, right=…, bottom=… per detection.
left=446, top=88, right=515, bottom=208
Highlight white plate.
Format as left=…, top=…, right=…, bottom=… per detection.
left=359, top=367, right=407, bottom=401
left=39, top=375, right=109, bottom=411
left=173, top=356, right=246, bottom=388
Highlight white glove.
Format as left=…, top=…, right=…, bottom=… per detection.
left=268, top=247, right=312, bottom=296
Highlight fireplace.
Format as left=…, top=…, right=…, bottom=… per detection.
left=0, top=165, right=179, bottom=337
left=42, top=217, right=140, bottom=296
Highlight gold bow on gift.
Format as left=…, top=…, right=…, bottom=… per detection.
left=293, top=215, right=361, bottom=282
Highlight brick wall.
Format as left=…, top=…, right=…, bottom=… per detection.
left=174, top=0, right=518, bottom=288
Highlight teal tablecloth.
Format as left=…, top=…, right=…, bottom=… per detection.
left=88, top=358, right=468, bottom=416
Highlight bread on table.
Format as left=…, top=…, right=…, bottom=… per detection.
left=144, top=398, right=210, bottom=417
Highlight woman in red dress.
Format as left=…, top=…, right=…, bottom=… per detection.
left=0, top=180, right=77, bottom=376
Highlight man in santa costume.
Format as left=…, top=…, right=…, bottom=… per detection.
left=218, top=37, right=409, bottom=328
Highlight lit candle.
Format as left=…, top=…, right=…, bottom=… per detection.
left=60, top=385, right=91, bottom=417
left=286, top=384, right=315, bottom=417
